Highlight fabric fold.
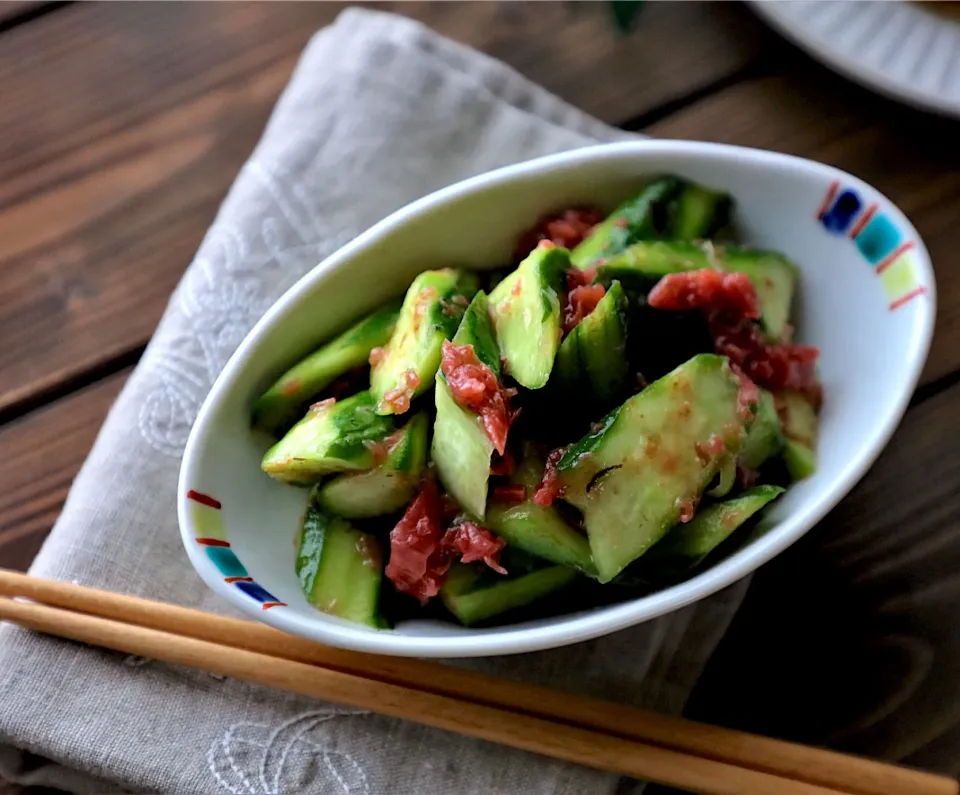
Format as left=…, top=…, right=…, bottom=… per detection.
left=0, top=9, right=748, bottom=794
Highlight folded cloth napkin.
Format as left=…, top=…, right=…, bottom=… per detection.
left=0, top=9, right=749, bottom=794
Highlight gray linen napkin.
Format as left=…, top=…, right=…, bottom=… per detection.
left=0, top=9, right=749, bottom=794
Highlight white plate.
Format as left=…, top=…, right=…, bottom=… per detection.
left=750, top=0, right=960, bottom=118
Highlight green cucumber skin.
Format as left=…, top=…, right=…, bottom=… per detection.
left=783, top=439, right=817, bottom=481
left=487, top=502, right=596, bottom=575
left=594, top=240, right=798, bottom=342
left=261, top=391, right=395, bottom=484
left=252, top=301, right=401, bottom=436
left=432, top=375, right=494, bottom=520
left=570, top=177, right=683, bottom=267
left=777, top=390, right=818, bottom=481
left=778, top=390, right=818, bottom=448
left=553, top=280, right=629, bottom=410
left=296, top=504, right=383, bottom=628
left=489, top=245, right=570, bottom=390
left=370, top=269, right=480, bottom=414
left=315, top=412, right=429, bottom=518
left=387, top=411, right=429, bottom=473
left=452, top=291, right=501, bottom=378
left=440, top=564, right=578, bottom=626
left=557, top=353, right=750, bottom=582
left=668, top=182, right=733, bottom=241
left=431, top=291, right=507, bottom=520
left=654, top=485, right=784, bottom=561
left=740, top=389, right=785, bottom=470
left=594, top=240, right=711, bottom=289
left=720, top=247, right=798, bottom=341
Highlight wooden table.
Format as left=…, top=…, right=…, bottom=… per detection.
left=2, top=2, right=959, bottom=792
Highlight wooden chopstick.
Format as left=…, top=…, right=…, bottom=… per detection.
left=0, top=595, right=841, bottom=795
left=0, top=580, right=937, bottom=795
left=0, top=572, right=955, bottom=795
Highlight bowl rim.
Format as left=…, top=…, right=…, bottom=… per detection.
left=178, top=139, right=936, bottom=658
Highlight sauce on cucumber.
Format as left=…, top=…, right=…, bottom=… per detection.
left=256, top=174, right=820, bottom=629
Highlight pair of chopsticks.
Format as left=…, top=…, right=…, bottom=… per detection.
left=0, top=571, right=954, bottom=795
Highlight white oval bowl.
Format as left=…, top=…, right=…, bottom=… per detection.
left=178, top=141, right=935, bottom=658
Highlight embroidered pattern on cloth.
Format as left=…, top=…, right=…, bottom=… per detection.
left=208, top=710, right=372, bottom=794
left=138, top=158, right=357, bottom=457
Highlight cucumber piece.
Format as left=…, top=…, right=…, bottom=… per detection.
left=487, top=502, right=596, bottom=576
left=594, top=240, right=711, bottom=288
left=783, top=440, right=817, bottom=481
left=553, top=280, right=629, bottom=411
left=297, top=504, right=383, bottom=627
left=489, top=243, right=570, bottom=389
left=740, top=389, right=785, bottom=470
left=486, top=449, right=596, bottom=575
left=432, top=291, right=505, bottom=519
left=667, top=182, right=732, bottom=241
left=440, top=563, right=578, bottom=626
left=252, top=302, right=401, bottom=436
left=778, top=389, right=818, bottom=480
left=595, top=241, right=798, bottom=342
left=720, top=247, right=798, bottom=341
left=261, top=391, right=395, bottom=485
left=778, top=390, right=817, bottom=448
left=370, top=269, right=479, bottom=415
left=707, top=457, right=737, bottom=498
left=452, top=291, right=501, bottom=376
left=556, top=354, right=752, bottom=582
left=652, top=485, right=784, bottom=564
left=432, top=376, right=494, bottom=519
left=316, top=412, right=429, bottom=518
left=570, top=177, right=682, bottom=267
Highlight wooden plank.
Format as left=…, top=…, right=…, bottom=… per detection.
left=647, top=70, right=960, bottom=386
left=0, top=2, right=45, bottom=25
left=688, top=377, right=960, bottom=774
left=0, top=1, right=768, bottom=416
left=379, top=0, right=773, bottom=124
left=0, top=371, right=128, bottom=573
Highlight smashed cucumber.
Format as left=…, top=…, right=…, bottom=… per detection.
left=316, top=412, right=429, bottom=518
left=594, top=240, right=798, bottom=342
left=778, top=390, right=818, bottom=480
left=721, top=247, right=798, bottom=342
left=556, top=354, right=753, bottom=582
left=261, top=391, right=395, bottom=485
left=440, top=562, right=578, bottom=626
left=297, top=504, right=384, bottom=628
left=252, top=302, right=401, bottom=436
left=668, top=181, right=732, bottom=241
left=370, top=268, right=479, bottom=415
left=489, top=243, right=570, bottom=389
left=486, top=450, right=596, bottom=576
left=553, top=280, right=630, bottom=411
left=740, top=388, right=785, bottom=471
left=431, top=291, right=505, bottom=520
left=570, top=177, right=682, bottom=267
left=452, top=290, right=501, bottom=377
left=594, top=240, right=712, bottom=287
left=432, top=379, right=493, bottom=520
left=651, top=485, right=784, bottom=564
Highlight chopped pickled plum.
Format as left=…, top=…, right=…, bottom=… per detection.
left=442, top=521, right=507, bottom=575
left=385, top=479, right=450, bottom=604
left=441, top=341, right=516, bottom=455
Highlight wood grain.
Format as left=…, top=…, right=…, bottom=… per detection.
left=647, top=67, right=960, bottom=386
left=0, top=1, right=769, bottom=417
left=689, top=376, right=960, bottom=779
left=0, top=2, right=46, bottom=24
left=0, top=370, right=128, bottom=573
left=1, top=3, right=959, bottom=790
